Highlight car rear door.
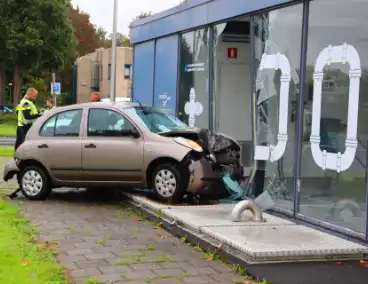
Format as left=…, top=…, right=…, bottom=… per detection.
left=36, top=108, right=84, bottom=181
left=81, top=107, right=144, bottom=183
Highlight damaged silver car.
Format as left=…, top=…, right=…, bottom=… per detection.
left=3, top=102, right=243, bottom=202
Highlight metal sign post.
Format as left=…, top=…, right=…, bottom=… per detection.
left=109, top=0, right=118, bottom=102
left=52, top=72, right=57, bottom=107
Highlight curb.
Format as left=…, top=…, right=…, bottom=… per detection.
left=124, top=195, right=368, bottom=284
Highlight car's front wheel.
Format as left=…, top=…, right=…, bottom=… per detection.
left=19, top=166, right=51, bottom=200
left=152, top=163, right=187, bottom=203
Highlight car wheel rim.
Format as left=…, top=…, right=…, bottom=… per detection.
left=22, top=170, right=43, bottom=196
left=155, top=169, right=177, bottom=198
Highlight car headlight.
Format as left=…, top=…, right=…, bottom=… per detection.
left=173, top=137, right=203, bottom=152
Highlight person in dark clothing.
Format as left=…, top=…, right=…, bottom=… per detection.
left=14, top=88, right=43, bottom=150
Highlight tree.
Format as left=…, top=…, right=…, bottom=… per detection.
left=135, top=11, right=152, bottom=20
left=2, top=0, right=75, bottom=106
left=107, top=32, right=131, bottom=47
left=0, top=0, right=12, bottom=105
left=129, top=11, right=152, bottom=29
left=69, top=6, right=104, bottom=57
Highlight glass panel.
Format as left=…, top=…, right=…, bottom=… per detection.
left=40, top=115, right=57, bottom=137
left=88, top=109, right=135, bottom=136
left=125, top=106, right=188, bottom=133
left=153, top=35, right=179, bottom=116
left=124, top=64, right=132, bottom=79
left=252, top=4, right=303, bottom=212
left=54, top=109, right=82, bottom=136
left=132, top=41, right=155, bottom=105
left=300, top=0, right=368, bottom=234
left=178, top=28, right=210, bottom=128
left=212, top=18, right=252, bottom=168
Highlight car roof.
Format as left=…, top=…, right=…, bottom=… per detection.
left=54, top=101, right=150, bottom=112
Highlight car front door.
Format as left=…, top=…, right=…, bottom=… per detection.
left=81, top=108, right=144, bottom=183
left=37, top=108, right=84, bottom=181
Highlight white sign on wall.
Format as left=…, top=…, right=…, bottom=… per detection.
left=184, top=87, right=203, bottom=127
left=255, top=43, right=362, bottom=173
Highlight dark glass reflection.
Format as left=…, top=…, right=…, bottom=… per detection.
left=178, top=28, right=210, bottom=128
left=300, top=0, right=368, bottom=234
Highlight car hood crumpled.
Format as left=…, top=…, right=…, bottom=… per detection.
left=158, top=128, right=240, bottom=153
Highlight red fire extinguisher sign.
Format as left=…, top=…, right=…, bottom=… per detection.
left=227, top=47, right=238, bottom=59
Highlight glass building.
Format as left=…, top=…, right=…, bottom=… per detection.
left=130, top=0, right=368, bottom=242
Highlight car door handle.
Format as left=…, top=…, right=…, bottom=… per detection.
left=84, top=143, right=96, bottom=149
left=37, top=144, right=48, bottom=149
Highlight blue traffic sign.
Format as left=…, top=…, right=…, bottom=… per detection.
left=50, top=82, right=61, bottom=95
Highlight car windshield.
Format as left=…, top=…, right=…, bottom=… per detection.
left=124, top=106, right=188, bottom=133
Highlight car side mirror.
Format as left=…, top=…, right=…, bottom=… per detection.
left=121, top=128, right=140, bottom=138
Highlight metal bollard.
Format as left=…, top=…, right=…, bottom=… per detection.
left=231, top=199, right=264, bottom=223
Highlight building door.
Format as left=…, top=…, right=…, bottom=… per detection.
left=215, top=62, right=252, bottom=172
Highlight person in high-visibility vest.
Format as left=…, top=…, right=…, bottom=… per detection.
left=44, top=99, right=55, bottom=112
left=14, top=88, right=42, bottom=150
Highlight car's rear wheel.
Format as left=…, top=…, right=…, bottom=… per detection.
left=152, top=163, right=187, bottom=203
left=19, top=165, right=51, bottom=200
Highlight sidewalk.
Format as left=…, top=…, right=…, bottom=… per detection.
left=9, top=188, right=245, bottom=284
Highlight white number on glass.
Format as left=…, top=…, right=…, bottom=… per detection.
left=310, top=43, right=361, bottom=172
left=254, top=53, right=291, bottom=162
left=255, top=43, right=362, bottom=173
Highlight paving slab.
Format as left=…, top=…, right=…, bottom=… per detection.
left=201, top=225, right=368, bottom=262
left=123, top=193, right=368, bottom=263
left=162, top=205, right=294, bottom=231
left=0, top=184, right=239, bottom=284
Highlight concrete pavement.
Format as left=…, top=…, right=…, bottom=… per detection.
left=0, top=159, right=245, bottom=284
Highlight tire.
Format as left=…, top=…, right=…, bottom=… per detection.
left=152, top=163, right=187, bottom=203
left=19, top=165, right=51, bottom=200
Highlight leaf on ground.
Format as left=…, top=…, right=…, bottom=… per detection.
left=21, top=261, right=30, bottom=266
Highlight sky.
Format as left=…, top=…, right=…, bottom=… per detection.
left=71, top=0, right=182, bottom=36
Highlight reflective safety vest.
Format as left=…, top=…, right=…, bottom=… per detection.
left=16, top=98, right=39, bottom=127
left=45, top=106, right=56, bottom=112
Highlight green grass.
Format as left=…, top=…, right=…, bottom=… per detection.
left=0, top=199, right=67, bottom=284
left=0, top=114, right=17, bottom=136
left=0, top=147, right=14, bottom=157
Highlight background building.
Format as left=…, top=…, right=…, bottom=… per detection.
left=130, top=0, right=368, bottom=242
left=74, top=47, right=133, bottom=103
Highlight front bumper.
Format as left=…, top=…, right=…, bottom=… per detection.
left=187, top=159, right=223, bottom=193
left=3, top=159, right=20, bottom=181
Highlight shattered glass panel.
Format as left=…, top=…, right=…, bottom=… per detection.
left=251, top=4, right=303, bottom=212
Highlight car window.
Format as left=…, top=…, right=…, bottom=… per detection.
left=124, top=106, right=188, bottom=133
left=40, top=109, right=82, bottom=137
left=88, top=108, right=135, bottom=137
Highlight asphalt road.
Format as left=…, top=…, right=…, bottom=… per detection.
left=0, top=137, right=15, bottom=146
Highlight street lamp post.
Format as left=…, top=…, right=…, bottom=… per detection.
left=109, top=0, right=118, bottom=102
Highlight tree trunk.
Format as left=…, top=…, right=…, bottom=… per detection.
left=13, top=65, right=22, bottom=108
left=0, top=66, right=5, bottom=106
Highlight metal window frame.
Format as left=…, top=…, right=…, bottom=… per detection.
left=293, top=0, right=310, bottom=218
left=170, top=0, right=368, bottom=242
left=152, top=41, right=157, bottom=106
